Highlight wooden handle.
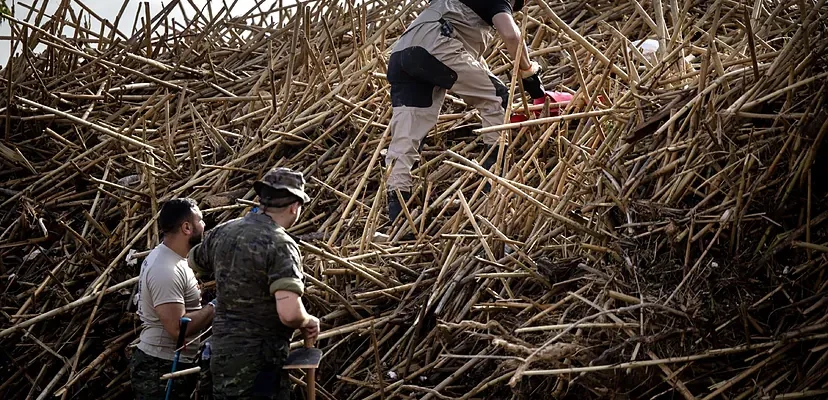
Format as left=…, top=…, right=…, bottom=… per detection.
left=306, top=368, right=316, bottom=400
left=159, top=366, right=201, bottom=381
left=304, top=336, right=315, bottom=348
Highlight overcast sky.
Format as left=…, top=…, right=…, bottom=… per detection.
left=0, top=0, right=290, bottom=63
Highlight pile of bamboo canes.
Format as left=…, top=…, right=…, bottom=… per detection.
left=1, top=0, right=827, bottom=398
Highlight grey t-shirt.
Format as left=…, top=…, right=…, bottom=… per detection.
left=135, top=243, right=202, bottom=362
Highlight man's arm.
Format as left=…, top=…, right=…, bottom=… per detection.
left=188, top=243, right=209, bottom=278
left=492, top=13, right=531, bottom=71
left=274, top=291, right=319, bottom=340
left=492, top=12, right=546, bottom=99
left=156, top=302, right=215, bottom=339
left=267, top=240, right=320, bottom=341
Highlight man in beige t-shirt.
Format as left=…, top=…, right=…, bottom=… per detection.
left=130, top=198, right=215, bottom=400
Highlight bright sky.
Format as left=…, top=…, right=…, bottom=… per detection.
left=0, top=0, right=290, bottom=64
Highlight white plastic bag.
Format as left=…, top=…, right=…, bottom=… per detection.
left=630, top=38, right=659, bottom=55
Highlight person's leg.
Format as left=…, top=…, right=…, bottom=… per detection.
left=213, top=340, right=291, bottom=400
left=212, top=350, right=265, bottom=399
left=130, top=349, right=196, bottom=400
left=386, top=97, right=444, bottom=194
left=433, top=49, right=509, bottom=148
left=197, top=349, right=213, bottom=400
left=476, top=73, right=510, bottom=173
left=172, top=368, right=199, bottom=400
left=427, top=34, right=510, bottom=191
left=385, top=45, right=452, bottom=223
left=274, top=371, right=293, bottom=400
left=131, top=349, right=171, bottom=399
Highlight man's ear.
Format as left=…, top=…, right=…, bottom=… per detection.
left=290, top=202, right=301, bottom=214
left=180, top=220, right=192, bottom=235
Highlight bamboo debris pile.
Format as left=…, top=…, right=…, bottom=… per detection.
left=1, top=0, right=827, bottom=398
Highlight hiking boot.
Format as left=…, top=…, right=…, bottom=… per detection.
left=481, top=145, right=504, bottom=193
left=387, top=190, right=411, bottom=226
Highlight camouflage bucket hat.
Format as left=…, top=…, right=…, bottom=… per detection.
left=254, top=167, right=311, bottom=205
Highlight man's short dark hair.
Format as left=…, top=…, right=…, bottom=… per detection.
left=159, top=198, right=198, bottom=234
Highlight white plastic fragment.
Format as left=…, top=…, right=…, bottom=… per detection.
left=125, top=249, right=138, bottom=266
left=23, top=248, right=42, bottom=262
left=630, top=38, right=659, bottom=55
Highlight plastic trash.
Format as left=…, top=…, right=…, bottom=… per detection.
left=125, top=249, right=138, bottom=266
left=510, top=91, right=608, bottom=122
left=630, top=38, right=659, bottom=55
left=511, top=91, right=573, bottom=122
left=201, top=340, right=212, bottom=360
left=540, top=91, right=573, bottom=105
left=510, top=113, right=529, bottom=123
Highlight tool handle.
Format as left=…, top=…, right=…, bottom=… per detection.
left=175, top=317, right=192, bottom=350
left=304, top=336, right=315, bottom=348
left=165, top=317, right=192, bottom=400
left=307, top=368, right=317, bottom=400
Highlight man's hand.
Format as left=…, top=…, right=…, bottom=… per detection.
left=521, top=68, right=546, bottom=100
left=300, top=316, right=320, bottom=342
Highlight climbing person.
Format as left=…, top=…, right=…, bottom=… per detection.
left=130, top=198, right=215, bottom=400
left=188, top=167, right=321, bottom=400
left=384, top=0, right=547, bottom=224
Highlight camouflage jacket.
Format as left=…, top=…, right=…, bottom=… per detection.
left=189, top=212, right=304, bottom=353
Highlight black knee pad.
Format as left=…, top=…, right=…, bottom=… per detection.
left=388, top=47, right=457, bottom=108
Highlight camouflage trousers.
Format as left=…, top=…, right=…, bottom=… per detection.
left=198, top=354, right=213, bottom=400
left=130, top=349, right=198, bottom=400
left=211, top=340, right=293, bottom=400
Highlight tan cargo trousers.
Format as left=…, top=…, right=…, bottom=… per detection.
left=385, top=19, right=508, bottom=191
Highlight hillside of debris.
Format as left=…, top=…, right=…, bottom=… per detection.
left=1, top=0, right=827, bottom=399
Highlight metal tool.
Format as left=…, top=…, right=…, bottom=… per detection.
left=165, top=316, right=191, bottom=400
left=283, top=337, right=322, bottom=400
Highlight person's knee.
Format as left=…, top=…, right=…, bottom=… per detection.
left=480, top=132, right=501, bottom=145
left=477, top=101, right=506, bottom=120
left=390, top=82, right=435, bottom=108
left=389, top=47, right=453, bottom=108
left=488, top=75, right=509, bottom=110
left=398, top=47, right=457, bottom=90
left=386, top=144, right=419, bottom=164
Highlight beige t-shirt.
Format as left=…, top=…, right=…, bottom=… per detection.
left=135, top=243, right=202, bottom=362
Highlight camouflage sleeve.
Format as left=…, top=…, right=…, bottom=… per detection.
left=187, top=244, right=207, bottom=278
left=187, top=230, right=213, bottom=278
left=267, top=241, right=304, bottom=296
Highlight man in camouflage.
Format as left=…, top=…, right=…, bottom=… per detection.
left=189, top=167, right=320, bottom=400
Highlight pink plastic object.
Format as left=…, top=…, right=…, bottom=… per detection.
left=539, top=91, right=573, bottom=105
left=510, top=92, right=581, bottom=123
left=510, top=113, right=529, bottom=123
left=533, top=91, right=572, bottom=116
